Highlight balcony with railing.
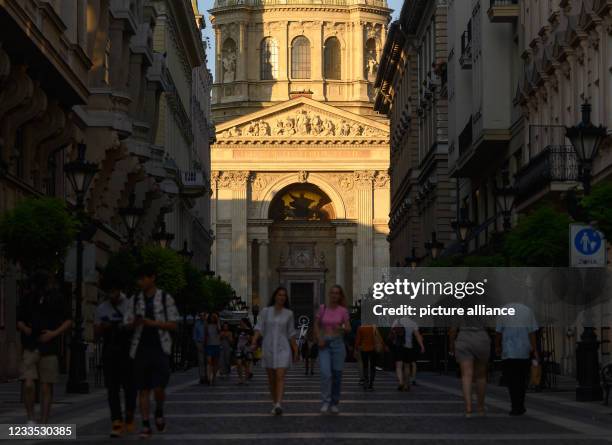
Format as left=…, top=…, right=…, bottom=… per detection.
left=515, top=145, right=579, bottom=204
left=180, top=170, right=208, bottom=197
left=212, top=0, right=388, bottom=7
left=459, top=20, right=472, bottom=70
left=488, top=0, right=519, bottom=23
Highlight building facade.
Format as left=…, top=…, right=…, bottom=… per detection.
left=375, top=0, right=455, bottom=266
left=0, top=0, right=212, bottom=381
left=209, top=0, right=392, bottom=322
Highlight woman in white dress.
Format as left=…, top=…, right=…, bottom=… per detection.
left=251, top=287, right=298, bottom=415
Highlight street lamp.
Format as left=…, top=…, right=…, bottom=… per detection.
left=118, top=193, right=144, bottom=246
left=64, top=142, right=99, bottom=394
left=566, top=102, right=607, bottom=195
left=494, top=169, right=517, bottom=231
left=179, top=240, right=194, bottom=262
left=451, top=207, right=475, bottom=252
left=404, top=247, right=420, bottom=269
left=425, top=232, right=444, bottom=260
left=152, top=221, right=175, bottom=249
left=566, top=101, right=608, bottom=402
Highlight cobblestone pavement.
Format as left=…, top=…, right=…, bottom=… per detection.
left=2, top=364, right=612, bottom=444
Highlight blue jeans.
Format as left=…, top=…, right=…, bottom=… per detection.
left=319, top=336, right=346, bottom=405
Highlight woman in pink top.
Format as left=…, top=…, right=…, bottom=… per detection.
left=314, top=285, right=351, bottom=414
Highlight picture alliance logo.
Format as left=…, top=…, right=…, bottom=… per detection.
left=371, top=278, right=488, bottom=300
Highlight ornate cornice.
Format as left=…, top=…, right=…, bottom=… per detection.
left=215, top=170, right=251, bottom=189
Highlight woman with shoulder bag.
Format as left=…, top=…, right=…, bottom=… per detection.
left=355, top=323, right=383, bottom=391
left=314, top=285, right=351, bottom=414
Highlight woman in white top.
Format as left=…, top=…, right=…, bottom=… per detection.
left=251, top=287, right=298, bottom=415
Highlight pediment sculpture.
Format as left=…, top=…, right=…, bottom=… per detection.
left=218, top=107, right=387, bottom=139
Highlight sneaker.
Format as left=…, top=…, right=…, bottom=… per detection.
left=320, top=403, right=330, bottom=414
left=270, top=405, right=277, bottom=415
left=110, top=420, right=123, bottom=438
left=329, top=405, right=340, bottom=415
left=274, top=404, right=283, bottom=416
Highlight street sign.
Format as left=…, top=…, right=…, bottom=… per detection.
left=570, top=224, right=607, bottom=268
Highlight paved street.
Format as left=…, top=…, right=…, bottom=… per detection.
left=2, top=364, right=612, bottom=444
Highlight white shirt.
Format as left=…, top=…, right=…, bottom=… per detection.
left=392, top=317, right=418, bottom=348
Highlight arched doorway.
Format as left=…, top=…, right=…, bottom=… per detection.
left=267, top=183, right=336, bottom=326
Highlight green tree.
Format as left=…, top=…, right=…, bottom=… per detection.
left=582, top=182, right=612, bottom=240
left=139, top=245, right=186, bottom=296
left=202, top=276, right=234, bottom=311
left=179, top=263, right=208, bottom=315
left=0, top=197, right=79, bottom=273
left=504, top=205, right=571, bottom=266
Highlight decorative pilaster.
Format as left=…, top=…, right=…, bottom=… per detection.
left=238, top=21, right=247, bottom=82
left=228, top=171, right=250, bottom=301
left=354, top=170, right=375, bottom=297
left=210, top=171, right=219, bottom=273
left=335, top=239, right=346, bottom=289
left=258, top=239, right=269, bottom=303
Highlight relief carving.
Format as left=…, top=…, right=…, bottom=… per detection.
left=219, top=107, right=385, bottom=140
left=374, top=171, right=390, bottom=189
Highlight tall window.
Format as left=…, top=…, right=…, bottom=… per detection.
left=324, top=37, right=341, bottom=80
left=260, top=38, right=278, bottom=80
left=291, top=36, right=311, bottom=79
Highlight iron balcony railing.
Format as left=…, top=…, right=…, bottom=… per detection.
left=213, top=0, right=387, bottom=7
left=490, top=0, right=518, bottom=6
left=515, top=145, right=579, bottom=200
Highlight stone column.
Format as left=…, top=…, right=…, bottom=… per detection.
left=215, top=26, right=223, bottom=82
left=210, top=172, right=219, bottom=273
left=335, top=239, right=346, bottom=289
left=354, top=171, right=375, bottom=297
left=238, top=21, right=247, bottom=82
left=229, top=171, right=250, bottom=302
left=258, top=239, right=269, bottom=303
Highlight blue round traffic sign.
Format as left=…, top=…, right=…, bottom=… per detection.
left=574, top=228, right=602, bottom=256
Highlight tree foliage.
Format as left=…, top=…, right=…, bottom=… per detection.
left=504, top=205, right=570, bottom=266
left=582, top=182, right=612, bottom=240
left=0, top=197, right=79, bottom=273
left=139, top=245, right=186, bottom=296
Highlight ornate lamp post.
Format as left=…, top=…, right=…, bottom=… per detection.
left=494, top=169, right=517, bottom=231
left=64, top=143, right=99, bottom=394
left=451, top=207, right=475, bottom=253
left=179, top=240, right=194, bottom=262
left=566, top=102, right=607, bottom=195
left=425, top=232, right=444, bottom=260
left=404, top=247, right=420, bottom=269
left=566, top=101, right=608, bottom=402
left=152, top=221, right=175, bottom=249
left=118, top=193, right=144, bottom=246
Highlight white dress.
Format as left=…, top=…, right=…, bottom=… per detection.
left=255, top=307, right=296, bottom=369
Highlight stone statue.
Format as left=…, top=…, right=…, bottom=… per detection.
left=340, top=120, right=351, bottom=136
left=222, top=48, right=236, bottom=83
left=257, top=120, right=270, bottom=136
left=273, top=119, right=284, bottom=136
left=311, top=115, right=324, bottom=135
left=323, top=119, right=335, bottom=136
left=284, top=118, right=296, bottom=135
left=351, top=123, right=364, bottom=136
left=295, top=110, right=311, bottom=135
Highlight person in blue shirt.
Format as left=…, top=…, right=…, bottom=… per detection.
left=193, top=312, right=208, bottom=384
left=496, top=302, right=539, bottom=416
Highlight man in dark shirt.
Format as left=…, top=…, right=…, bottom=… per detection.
left=16, top=271, right=72, bottom=424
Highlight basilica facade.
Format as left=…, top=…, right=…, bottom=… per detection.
left=209, top=0, right=391, bottom=322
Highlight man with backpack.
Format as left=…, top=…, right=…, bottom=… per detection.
left=127, top=264, right=179, bottom=439
left=94, top=286, right=136, bottom=437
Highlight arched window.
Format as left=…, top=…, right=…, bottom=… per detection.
left=324, top=37, right=341, bottom=80
left=260, top=38, right=278, bottom=80
left=291, top=36, right=311, bottom=79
